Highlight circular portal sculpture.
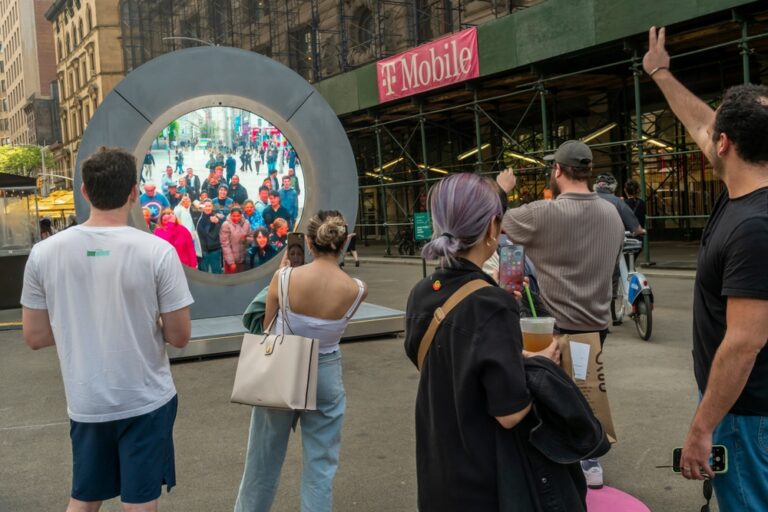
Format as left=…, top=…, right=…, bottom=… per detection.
left=75, top=47, right=358, bottom=318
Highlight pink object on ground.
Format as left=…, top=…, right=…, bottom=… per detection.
left=586, top=486, right=651, bottom=512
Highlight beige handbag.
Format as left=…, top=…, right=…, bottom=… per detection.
left=231, top=267, right=319, bottom=410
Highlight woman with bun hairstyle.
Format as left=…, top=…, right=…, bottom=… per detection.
left=404, top=173, right=576, bottom=511
left=153, top=208, right=197, bottom=268
left=234, top=210, right=368, bottom=512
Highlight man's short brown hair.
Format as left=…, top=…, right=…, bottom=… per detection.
left=81, top=147, right=137, bottom=210
left=557, top=163, right=592, bottom=182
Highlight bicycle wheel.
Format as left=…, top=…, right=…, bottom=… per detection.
left=634, top=293, right=653, bottom=341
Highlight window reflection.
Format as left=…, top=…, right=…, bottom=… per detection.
left=138, top=107, right=304, bottom=275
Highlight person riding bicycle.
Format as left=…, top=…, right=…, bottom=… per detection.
left=593, top=173, right=646, bottom=324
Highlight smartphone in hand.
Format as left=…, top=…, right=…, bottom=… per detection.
left=672, top=445, right=728, bottom=474
left=286, top=232, right=306, bottom=267
left=499, top=244, right=525, bottom=294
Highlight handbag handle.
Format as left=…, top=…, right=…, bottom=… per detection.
left=417, top=279, right=491, bottom=370
left=262, top=266, right=293, bottom=335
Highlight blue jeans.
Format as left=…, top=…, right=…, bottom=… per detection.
left=199, top=249, right=222, bottom=274
left=712, top=413, right=768, bottom=512
left=234, top=351, right=346, bottom=512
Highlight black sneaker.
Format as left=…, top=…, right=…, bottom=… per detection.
left=355, top=261, right=360, bottom=267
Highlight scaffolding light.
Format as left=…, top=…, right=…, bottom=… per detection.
left=365, top=172, right=393, bottom=182
left=642, top=136, right=674, bottom=151
left=417, top=164, right=449, bottom=175
left=374, top=157, right=404, bottom=171
left=580, top=122, right=618, bottom=143
left=457, top=143, right=491, bottom=161
left=503, top=150, right=545, bottom=166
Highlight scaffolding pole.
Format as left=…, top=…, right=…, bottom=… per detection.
left=538, top=80, right=550, bottom=151
left=633, top=53, right=651, bottom=264
left=473, top=88, right=483, bottom=172
left=375, top=120, right=391, bottom=255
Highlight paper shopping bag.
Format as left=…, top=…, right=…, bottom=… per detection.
left=555, top=332, right=617, bottom=442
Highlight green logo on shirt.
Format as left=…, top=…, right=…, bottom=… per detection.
left=86, top=249, right=111, bottom=257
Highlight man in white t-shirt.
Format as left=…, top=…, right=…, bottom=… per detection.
left=21, top=146, right=194, bottom=512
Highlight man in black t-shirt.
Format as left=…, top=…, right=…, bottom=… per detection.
left=646, top=27, right=768, bottom=510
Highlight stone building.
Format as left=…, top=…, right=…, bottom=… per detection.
left=0, top=0, right=57, bottom=145
left=45, top=0, right=124, bottom=177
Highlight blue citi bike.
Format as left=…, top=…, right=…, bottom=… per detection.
left=611, top=234, right=654, bottom=341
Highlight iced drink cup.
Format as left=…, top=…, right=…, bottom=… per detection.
left=520, top=317, right=556, bottom=352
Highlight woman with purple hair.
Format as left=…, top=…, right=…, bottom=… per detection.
left=404, top=173, right=582, bottom=511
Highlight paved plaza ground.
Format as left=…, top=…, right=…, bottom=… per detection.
left=0, top=261, right=716, bottom=511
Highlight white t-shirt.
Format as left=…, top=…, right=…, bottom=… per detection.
left=21, top=225, right=194, bottom=423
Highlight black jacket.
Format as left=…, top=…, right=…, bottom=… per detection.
left=196, top=214, right=223, bottom=252
left=496, top=357, right=610, bottom=512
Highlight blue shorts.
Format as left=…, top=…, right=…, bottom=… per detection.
left=70, top=395, right=178, bottom=504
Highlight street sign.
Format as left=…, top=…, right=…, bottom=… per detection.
left=413, top=212, right=433, bottom=241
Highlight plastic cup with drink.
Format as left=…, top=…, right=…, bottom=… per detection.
left=520, top=316, right=556, bottom=353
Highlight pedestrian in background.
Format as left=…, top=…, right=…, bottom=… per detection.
left=623, top=179, right=646, bottom=229
left=498, top=141, right=624, bottom=488
left=154, top=208, right=198, bottom=268
left=221, top=206, right=252, bottom=274
left=645, top=26, right=768, bottom=510
left=21, top=146, right=193, bottom=512
left=234, top=210, right=367, bottom=512
left=197, top=199, right=224, bottom=274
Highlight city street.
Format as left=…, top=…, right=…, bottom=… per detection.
left=0, top=262, right=714, bottom=511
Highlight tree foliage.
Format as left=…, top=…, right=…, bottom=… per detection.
left=0, top=146, right=56, bottom=177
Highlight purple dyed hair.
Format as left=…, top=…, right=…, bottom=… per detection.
left=421, top=173, right=503, bottom=265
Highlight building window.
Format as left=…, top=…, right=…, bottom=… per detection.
left=57, top=39, right=62, bottom=61
left=87, top=6, right=93, bottom=31
left=350, top=7, right=375, bottom=54
left=79, top=19, right=84, bottom=42
left=66, top=33, right=71, bottom=53
left=81, top=60, right=87, bottom=84
left=89, top=51, right=96, bottom=76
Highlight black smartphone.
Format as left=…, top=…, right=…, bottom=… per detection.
left=286, top=232, right=306, bottom=267
left=672, top=445, right=728, bottom=474
left=499, top=244, right=525, bottom=294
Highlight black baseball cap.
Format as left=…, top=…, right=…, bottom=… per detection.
left=543, top=140, right=593, bottom=167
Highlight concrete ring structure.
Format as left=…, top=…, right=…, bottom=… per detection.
left=74, top=46, right=358, bottom=318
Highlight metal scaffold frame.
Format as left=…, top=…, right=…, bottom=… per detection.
left=345, top=14, right=768, bottom=262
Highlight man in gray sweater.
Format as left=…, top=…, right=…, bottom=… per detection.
left=498, top=140, right=624, bottom=489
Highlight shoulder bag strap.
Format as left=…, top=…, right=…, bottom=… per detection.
left=417, top=279, right=491, bottom=371
left=279, top=266, right=297, bottom=335
left=263, top=267, right=290, bottom=334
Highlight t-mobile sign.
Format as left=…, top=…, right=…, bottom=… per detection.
left=377, top=27, right=479, bottom=103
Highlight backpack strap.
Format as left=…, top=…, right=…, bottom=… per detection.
left=417, top=279, right=491, bottom=371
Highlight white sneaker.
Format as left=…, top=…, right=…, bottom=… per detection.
left=581, top=460, right=604, bottom=489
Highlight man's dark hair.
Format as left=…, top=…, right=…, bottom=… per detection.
left=624, top=179, right=640, bottom=196
left=218, top=185, right=228, bottom=191
left=258, top=185, right=269, bottom=193
left=557, top=163, right=592, bottom=182
left=714, top=84, right=768, bottom=164
left=268, top=190, right=280, bottom=197
left=81, top=147, right=137, bottom=210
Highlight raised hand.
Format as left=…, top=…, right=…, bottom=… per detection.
left=643, top=26, right=671, bottom=77
left=496, top=168, right=517, bottom=194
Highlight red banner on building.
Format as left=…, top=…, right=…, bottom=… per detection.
left=377, top=27, right=479, bottom=103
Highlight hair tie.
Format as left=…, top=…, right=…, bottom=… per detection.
left=441, top=232, right=455, bottom=240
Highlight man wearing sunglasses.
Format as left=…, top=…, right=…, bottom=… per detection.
left=645, top=27, right=768, bottom=511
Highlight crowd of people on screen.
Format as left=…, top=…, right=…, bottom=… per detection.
left=139, top=158, right=301, bottom=274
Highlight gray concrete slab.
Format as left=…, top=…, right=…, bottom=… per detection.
left=0, top=262, right=716, bottom=511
